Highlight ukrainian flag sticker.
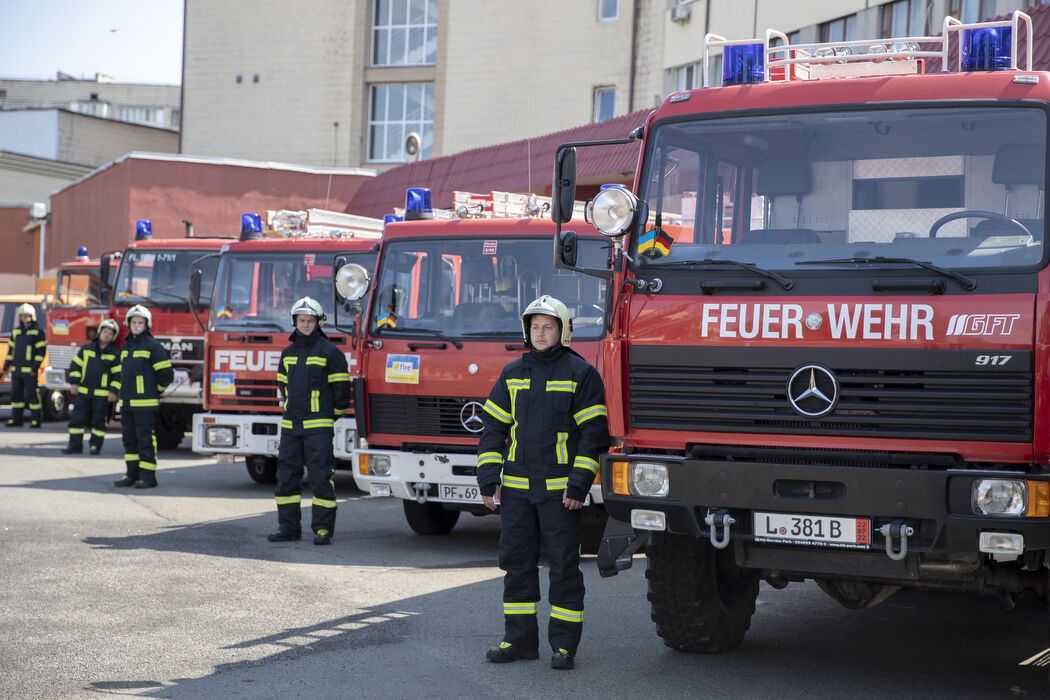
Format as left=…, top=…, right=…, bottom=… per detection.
left=638, top=226, right=674, bottom=258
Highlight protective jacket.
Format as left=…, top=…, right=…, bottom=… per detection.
left=68, top=338, right=120, bottom=397
left=4, top=321, right=45, bottom=375
left=477, top=345, right=610, bottom=504
left=111, top=331, right=174, bottom=409
left=277, top=328, right=350, bottom=434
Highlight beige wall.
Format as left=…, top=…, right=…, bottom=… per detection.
left=0, top=152, right=90, bottom=206
left=0, top=78, right=180, bottom=128
left=57, top=112, right=178, bottom=167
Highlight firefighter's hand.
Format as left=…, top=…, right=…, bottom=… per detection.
left=108, top=392, right=118, bottom=402
left=482, top=486, right=501, bottom=512
left=562, top=490, right=585, bottom=511
left=69, top=384, right=78, bottom=396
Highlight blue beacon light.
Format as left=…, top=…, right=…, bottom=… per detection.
left=135, top=219, right=152, bottom=240
left=404, top=187, right=434, bottom=220
left=75, top=245, right=89, bottom=260
left=961, top=26, right=1012, bottom=72
left=723, top=43, right=765, bottom=86
left=383, top=214, right=404, bottom=225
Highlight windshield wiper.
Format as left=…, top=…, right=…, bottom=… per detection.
left=795, top=257, right=976, bottom=291
left=655, top=258, right=793, bottom=290
left=217, top=319, right=285, bottom=332
left=460, top=331, right=518, bottom=337
left=382, top=326, right=463, bottom=350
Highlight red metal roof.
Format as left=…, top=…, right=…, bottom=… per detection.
left=346, top=110, right=648, bottom=218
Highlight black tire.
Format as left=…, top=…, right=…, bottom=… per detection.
left=645, top=532, right=759, bottom=653
left=40, top=389, right=68, bottom=422
left=402, top=500, right=460, bottom=535
left=246, top=455, right=278, bottom=484
left=155, top=407, right=185, bottom=450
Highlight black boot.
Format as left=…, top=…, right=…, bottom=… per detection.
left=89, top=446, right=101, bottom=455
left=5, top=420, right=23, bottom=428
left=551, top=650, right=575, bottom=670
left=61, top=444, right=83, bottom=455
left=267, top=530, right=301, bottom=542
left=313, top=529, right=332, bottom=546
left=29, top=420, right=42, bottom=429
left=134, top=479, right=158, bottom=489
left=113, top=477, right=136, bottom=487
left=485, top=642, right=538, bottom=663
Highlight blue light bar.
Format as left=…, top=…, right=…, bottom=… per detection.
left=383, top=214, right=403, bottom=225
left=241, top=212, right=262, bottom=234
left=135, top=219, right=152, bottom=240
left=723, top=43, right=765, bottom=86
left=75, top=245, right=89, bottom=259
left=961, top=26, right=1012, bottom=72
left=404, top=187, right=434, bottom=220
left=599, top=183, right=620, bottom=190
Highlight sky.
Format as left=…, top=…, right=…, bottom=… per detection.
left=0, top=0, right=184, bottom=84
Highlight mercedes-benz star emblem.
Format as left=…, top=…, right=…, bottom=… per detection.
left=786, top=364, right=839, bottom=418
left=460, top=401, right=486, bottom=434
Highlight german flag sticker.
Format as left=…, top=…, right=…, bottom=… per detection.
left=638, top=226, right=674, bottom=258
left=376, top=310, right=398, bottom=329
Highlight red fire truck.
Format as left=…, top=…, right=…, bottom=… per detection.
left=553, top=12, right=1050, bottom=651
left=335, top=188, right=609, bottom=535
left=105, top=221, right=225, bottom=448
left=191, top=210, right=382, bottom=483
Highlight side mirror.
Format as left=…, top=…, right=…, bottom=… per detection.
left=99, top=255, right=113, bottom=300
left=552, top=146, right=577, bottom=224
left=557, top=230, right=578, bottom=268
left=335, top=263, right=371, bottom=302
left=189, top=268, right=202, bottom=309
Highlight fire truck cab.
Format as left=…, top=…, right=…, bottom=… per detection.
left=191, top=210, right=382, bottom=483
left=336, top=188, right=610, bottom=535
left=554, top=12, right=1050, bottom=652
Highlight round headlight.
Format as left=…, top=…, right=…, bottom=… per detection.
left=587, top=185, right=637, bottom=237
left=336, top=263, right=370, bottom=301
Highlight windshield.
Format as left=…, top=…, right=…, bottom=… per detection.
left=635, top=106, right=1047, bottom=271
left=370, top=237, right=608, bottom=341
left=114, top=250, right=218, bottom=308
left=55, top=270, right=102, bottom=306
left=210, top=251, right=374, bottom=331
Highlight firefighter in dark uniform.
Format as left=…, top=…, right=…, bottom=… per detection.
left=269, top=296, right=350, bottom=546
left=4, top=303, right=46, bottom=428
left=477, top=295, right=610, bottom=670
left=62, top=318, right=120, bottom=454
left=110, top=305, right=174, bottom=488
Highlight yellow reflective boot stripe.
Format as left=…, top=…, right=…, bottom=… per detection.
left=275, top=495, right=301, bottom=505
left=550, top=606, right=584, bottom=623
left=152, top=359, right=172, bottom=371
left=573, top=456, right=599, bottom=474
left=545, top=380, right=577, bottom=393
left=477, top=451, right=504, bottom=467
left=546, top=477, right=568, bottom=491
left=91, top=428, right=106, bottom=437
left=139, top=462, right=157, bottom=471
left=503, top=601, right=537, bottom=615
left=483, top=399, right=511, bottom=424
left=310, top=390, right=319, bottom=413
left=311, top=497, right=337, bottom=509
left=305, top=356, right=327, bottom=366
left=124, top=454, right=139, bottom=461
left=136, top=376, right=144, bottom=394
left=555, top=432, right=568, bottom=464
left=68, top=427, right=85, bottom=435
left=573, top=404, right=608, bottom=425
left=502, top=474, right=529, bottom=490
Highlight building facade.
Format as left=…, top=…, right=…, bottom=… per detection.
left=0, top=74, right=181, bottom=129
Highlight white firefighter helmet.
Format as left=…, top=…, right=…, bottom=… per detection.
left=15, top=303, right=36, bottom=321
left=521, top=295, right=572, bottom=347
left=125, top=304, right=152, bottom=328
left=291, top=296, right=326, bottom=324
left=98, top=318, right=120, bottom=336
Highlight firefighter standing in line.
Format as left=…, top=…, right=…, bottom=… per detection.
left=110, top=305, right=173, bottom=488
left=62, top=319, right=121, bottom=455
left=477, top=295, right=610, bottom=670
left=4, top=303, right=46, bottom=428
left=269, top=297, right=350, bottom=546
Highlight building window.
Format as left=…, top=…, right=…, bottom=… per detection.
left=593, top=87, right=615, bottom=122
left=599, top=0, right=619, bottom=21
left=372, top=0, right=438, bottom=67
left=880, top=0, right=926, bottom=37
left=368, top=83, right=434, bottom=162
left=820, top=14, right=858, bottom=43
left=665, top=62, right=699, bottom=94
left=69, top=100, right=111, bottom=118
left=116, top=105, right=165, bottom=127
left=947, top=0, right=994, bottom=23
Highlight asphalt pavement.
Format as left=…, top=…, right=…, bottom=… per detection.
left=0, top=421, right=1047, bottom=699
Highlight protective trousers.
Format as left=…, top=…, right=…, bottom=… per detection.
left=68, top=396, right=109, bottom=452
left=275, top=431, right=337, bottom=535
left=121, top=409, right=158, bottom=485
left=498, top=493, right=584, bottom=655
left=9, top=374, right=41, bottom=425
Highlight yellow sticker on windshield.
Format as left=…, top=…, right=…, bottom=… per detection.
left=638, top=226, right=674, bottom=258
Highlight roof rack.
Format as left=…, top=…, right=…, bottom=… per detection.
left=703, top=10, right=1032, bottom=87
left=266, top=209, right=383, bottom=239
left=393, top=191, right=588, bottom=220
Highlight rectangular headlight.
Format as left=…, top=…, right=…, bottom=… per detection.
left=972, top=479, right=1026, bottom=516
left=631, top=509, right=666, bottom=531
left=205, top=426, right=235, bottom=447
left=979, top=531, right=1024, bottom=556
left=631, top=462, right=669, bottom=497
left=369, top=454, right=391, bottom=476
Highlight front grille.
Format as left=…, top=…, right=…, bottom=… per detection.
left=46, top=345, right=78, bottom=370
left=629, top=361, right=1032, bottom=443
left=369, top=395, right=483, bottom=438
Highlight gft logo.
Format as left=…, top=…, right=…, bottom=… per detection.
left=945, top=314, right=1020, bottom=337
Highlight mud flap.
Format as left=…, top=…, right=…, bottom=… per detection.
left=596, top=517, right=649, bottom=578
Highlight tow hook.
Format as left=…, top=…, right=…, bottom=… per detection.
left=413, top=482, right=431, bottom=504
left=879, top=521, right=914, bottom=561
left=704, top=509, right=736, bottom=550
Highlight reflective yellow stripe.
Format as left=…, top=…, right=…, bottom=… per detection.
left=505, top=379, right=529, bottom=462
left=77, top=386, right=89, bottom=395
left=68, top=427, right=85, bottom=435
left=132, top=350, right=151, bottom=358
left=100, top=354, right=116, bottom=361
left=302, top=418, right=334, bottom=429
left=110, top=381, right=121, bottom=390
left=311, top=497, right=337, bottom=509
left=93, top=389, right=109, bottom=397
left=276, top=372, right=287, bottom=383
left=136, top=376, right=144, bottom=394
left=477, top=451, right=503, bottom=467
left=152, top=360, right=172, bottom=371
left=305, top=356, right=327, bottom=366
left=34, top=340, right=46, bottom=348
left=72, top=354, right=86, bottom=367
left=129, top=398, right=159, bottom=408
left=503, top=601, right=537, bottom=615
left=546, top=380, right=577, bottom=393
left=280, top=419, right=293, bottom=429
left=328, top=372, right=349, bottom=383
left=283, top=356, right=298, bottom=368
left=546, top=477, right=568, bottom=491
left=19, top=367, right=32, bottom=373
left=502, top=474, right=529, bottom=490
left=91, top=428, right=106, bottom=437
left=139, top=462, right=157, bottom=471
left=10, top=402, right=25, bottom=408
left=573, top=404, right=608, bottom=426
left=550, top=606, right=583, bottom=623
left=555, top=432, right=568, bottom=464
left=483, top=399, right=512, bottom=424
left=275, top=494, right=301, bottom=505
left=124, top=453, right=139, bottom=461
left=573, top=456, right=599, bottom=474
left=505, top=378, right=530, bottom=390
left=310, top=390, right=319, bottom=413
left=28, top=402, right=41, bottom=410
left=111, top=364, right=121, bottom=374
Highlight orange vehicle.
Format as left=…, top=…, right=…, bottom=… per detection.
left=0, top=293, right=50, bottom=410
left=336, top=189, right=609, bottom=534
left=552, top=11, right=1050, bottom=651
left=191, top=210, right=383, bottom=483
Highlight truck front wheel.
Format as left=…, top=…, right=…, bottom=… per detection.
left=402, top=500, right=460, bottom=535
left=246, top=456, right=278, bottom=484
left=645, top=531, right=759, bottom=653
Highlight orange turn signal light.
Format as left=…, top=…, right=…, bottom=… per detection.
left=1026, top=480, right=1050, bottom=517
left=611, top=460, right=630, bottom=496
left=358, top=454, right=369, bottom=476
